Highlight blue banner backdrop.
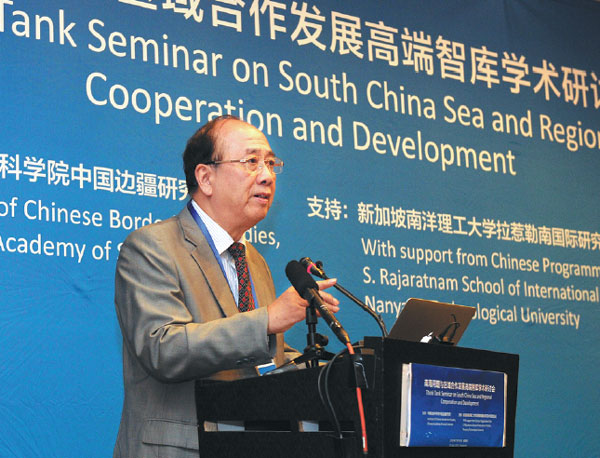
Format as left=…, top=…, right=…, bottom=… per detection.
left=1, top=0, right=599, bottom=456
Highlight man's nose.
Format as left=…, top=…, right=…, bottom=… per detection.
left=256, top=162, right=275, bottom=183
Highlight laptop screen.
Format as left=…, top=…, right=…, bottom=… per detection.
left=388, top=298, right=476, bottom=345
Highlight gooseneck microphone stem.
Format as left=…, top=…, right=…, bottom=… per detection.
left=333, top=282, right=388, bottom=337
left=301, top=258, right=388, bottom=338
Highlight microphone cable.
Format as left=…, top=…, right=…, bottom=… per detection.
left=317, top=343, right=369, bottom=456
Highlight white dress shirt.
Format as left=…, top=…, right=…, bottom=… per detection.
left=191, top=200, right=244, bottom=305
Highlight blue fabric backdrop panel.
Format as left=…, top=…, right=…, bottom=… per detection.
left=1, top=0, right=599, bottom=456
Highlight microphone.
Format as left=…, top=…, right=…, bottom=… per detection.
left=285, top=260, right=350, bottom=345
left=300, top=257, right=326, bottom=278
left=300, top=257, right=389, bottom=337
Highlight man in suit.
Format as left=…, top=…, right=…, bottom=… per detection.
left=113, top=115, right=339, bottom=457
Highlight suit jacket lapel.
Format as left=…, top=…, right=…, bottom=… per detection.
left=177, top=206, right=240, bottom=318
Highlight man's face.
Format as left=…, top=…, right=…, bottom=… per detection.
left=207, top=120, right=277, bottom=239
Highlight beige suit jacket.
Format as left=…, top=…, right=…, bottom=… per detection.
left=113, top=206, right=286, bottom=458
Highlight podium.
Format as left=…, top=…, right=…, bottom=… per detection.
left=195, top=337, right=519, bottom=457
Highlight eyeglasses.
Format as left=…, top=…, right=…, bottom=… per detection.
left=207, top=156, right=284, bottom=174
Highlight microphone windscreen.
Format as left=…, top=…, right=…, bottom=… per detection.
left=285, top=260, right=318, bottom=295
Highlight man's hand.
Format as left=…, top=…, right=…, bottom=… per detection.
left=267, top=278, right=339, bottom=335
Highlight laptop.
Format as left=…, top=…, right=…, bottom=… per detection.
left=388, top=298, right=476, bottom=345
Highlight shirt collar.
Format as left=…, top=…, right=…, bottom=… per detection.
left=190, top=200, right=243, bottom=255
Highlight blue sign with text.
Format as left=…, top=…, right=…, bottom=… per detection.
left=400, top=363, right=506, bottom=447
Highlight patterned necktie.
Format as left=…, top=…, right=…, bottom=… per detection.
left=227, top=242, right=255, bottom=312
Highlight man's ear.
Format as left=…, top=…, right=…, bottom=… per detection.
left=195, top=163, right=213, bottom=196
